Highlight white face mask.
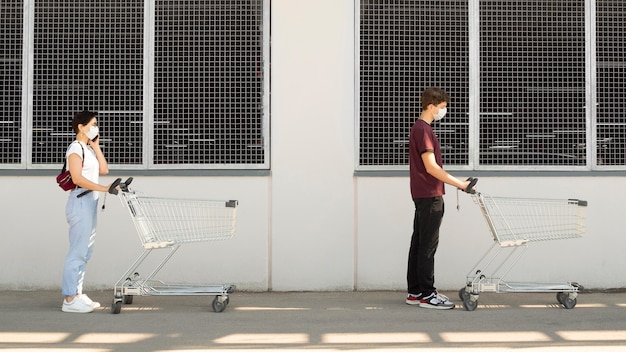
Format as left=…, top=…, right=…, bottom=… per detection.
left=434, top=107, right=447, bottom=121
left=85, top=126, right=99, bottom=140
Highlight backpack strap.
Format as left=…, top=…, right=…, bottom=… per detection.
left=62, top=141, right=85, bottom=172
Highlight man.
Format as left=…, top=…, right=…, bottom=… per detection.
left=406, top=87, right=473, bottom=309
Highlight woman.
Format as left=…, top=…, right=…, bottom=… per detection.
left=61, top=109, right=118, bottom=313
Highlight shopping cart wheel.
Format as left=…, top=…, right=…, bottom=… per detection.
left=112, top=300, right=122, bottom=314
left=459, top=287, right=470, bottom=301
left=462, top=294, right=479, bottom=311
left=562, top=295, right=577, bottom=309
left=556, top=292, right=567, bottom=305
left=212, top=296, right=228, bottom=313
left=123, top=295, right=134, bottom=304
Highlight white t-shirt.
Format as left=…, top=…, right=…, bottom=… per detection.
left=66, top=141, right=99, bottom=199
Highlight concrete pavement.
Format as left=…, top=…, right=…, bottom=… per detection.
left=1, top=289, right=626, bottom=351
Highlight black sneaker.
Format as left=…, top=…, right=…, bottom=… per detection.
left=419, top=292, right=455, bottom=310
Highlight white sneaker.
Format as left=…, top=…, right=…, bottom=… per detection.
left=62, top=297, right=94, bottom=313
left=419, top=292, right=455, bottom=310
left=81, top=294, right=101, bottom=309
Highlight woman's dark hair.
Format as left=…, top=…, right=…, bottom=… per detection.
left=421, top=87, right=450, bottom=110
left=72, top=109, right=97, bottom=134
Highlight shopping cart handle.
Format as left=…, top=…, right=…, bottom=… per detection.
left=465, top=177, right=478, bottom=194
left=108, top=178, right=122, bottom=195
left=120, top=177, right=133, bottom=192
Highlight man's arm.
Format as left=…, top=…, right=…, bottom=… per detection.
left=421, top=151, right=470, bottom=190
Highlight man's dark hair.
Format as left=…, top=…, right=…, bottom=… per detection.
left=72, top=109, right=97, bottom=133
left=421, top=87, right=450, bottom=110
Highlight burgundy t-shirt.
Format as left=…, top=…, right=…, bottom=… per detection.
left=409, top=119, right=445, bottom=199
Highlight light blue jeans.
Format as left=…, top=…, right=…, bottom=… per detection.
left=62, top=189, right=98, bottom=297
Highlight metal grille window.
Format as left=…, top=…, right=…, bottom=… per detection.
left=0, top=1, right=23, bottom=166
left=359, top=0, right=470, bottom=169
left=596, top=0, right=626, bottom=166
left=358, top=0, right=626, bottom=170
left=32, top=0, right=144, bottom=167
left=479, top=1, right=587, bottom=167
left=153, top=0, right=265, bottom=166
left=10, top=0, right=267, bottom=170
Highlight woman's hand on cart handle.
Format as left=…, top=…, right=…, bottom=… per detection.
left=108, top=178, right=122, bottom=195
left=465, top=177, right=478, bottom=194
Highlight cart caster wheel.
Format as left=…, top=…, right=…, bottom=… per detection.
left=463, top=295, right=478, bottom=311
left=123, top=295, right=134, bottom=305
left=556, top=292, right=567, bottom=305
left=562, top=296, right=577, bottom=309
left=212, top=296, right=227, bottom=313
left=112, top=300, right=122, bottom=314
left=459, top=287, right=470, bottom=301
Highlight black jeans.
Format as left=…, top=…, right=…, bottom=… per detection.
left=407, top=196, right=444, bottom=296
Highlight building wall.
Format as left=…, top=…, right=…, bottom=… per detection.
left=1, top=0, right=624, bottom=292
left=270, top=0, right=356, bottom=291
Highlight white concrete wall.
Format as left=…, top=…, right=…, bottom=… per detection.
left=270, top=0, right=356, bottom=291
left=0, top=176, right=270, bottom=291
left=1, top=0, right=625, bottom=292
left=357, top=176, right=626, bottom=291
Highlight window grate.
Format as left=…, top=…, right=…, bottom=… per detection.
left=596, top=0, right=626, bottom=166
left=0, top=1, right=23, bottom=165
left=479, top=1, right=587, bottom=166
left=153, top=0, right=265, bottom=166
left=32, top=0, right=144, bottom=166
left=359, top=0, right=470, bottom=168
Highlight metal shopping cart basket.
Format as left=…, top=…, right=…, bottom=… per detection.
left=111, top=178, right=238, bottom=314
left=459, top=191, right=587, bottom=311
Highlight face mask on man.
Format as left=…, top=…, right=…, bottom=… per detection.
left=85, top=126, right=99, bottom=141
left=434, top=107, right=447, bottom=121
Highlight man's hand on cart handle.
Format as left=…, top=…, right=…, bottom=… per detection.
left=108, top=178, right=122, bottom=195
left=465, top=177, right=478, bottom=194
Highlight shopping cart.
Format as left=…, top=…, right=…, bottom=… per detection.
left=459, top=189, right=587, bottom=311
left=111, top=178, right=239, bottom=314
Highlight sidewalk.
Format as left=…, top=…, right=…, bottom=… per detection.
left=1, top=290, right=626, bottom=351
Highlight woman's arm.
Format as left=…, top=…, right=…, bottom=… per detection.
left=67, top=153, right=109, bottom=192
left=88, top=137, right=109, bottom=175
